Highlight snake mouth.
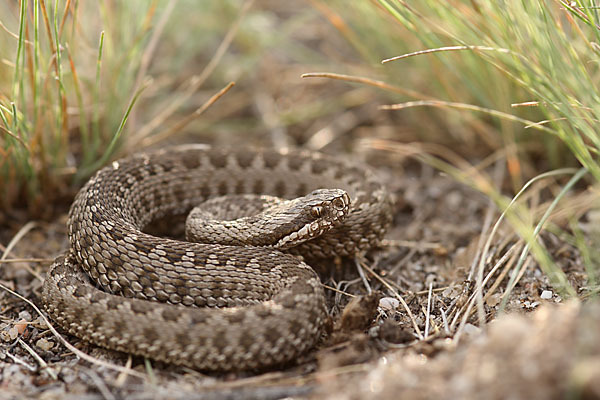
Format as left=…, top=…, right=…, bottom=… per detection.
left=275, top=189, right=351, bottom=250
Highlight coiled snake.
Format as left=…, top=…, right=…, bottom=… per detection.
left=42, top=145, right=392, bottom=371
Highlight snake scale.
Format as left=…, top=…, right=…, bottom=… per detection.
left=42, top=144, right=393, bottom=371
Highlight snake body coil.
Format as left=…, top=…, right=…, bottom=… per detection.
left=42, top=145, right=392, bottom=371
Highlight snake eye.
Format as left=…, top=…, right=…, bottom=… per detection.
left=311, top=206, right=323, bottom=218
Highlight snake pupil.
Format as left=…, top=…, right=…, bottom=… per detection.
left=311, top=206, right=323, bottom=218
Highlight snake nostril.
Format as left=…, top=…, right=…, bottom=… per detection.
left=333, top=198, right=346, bottom=211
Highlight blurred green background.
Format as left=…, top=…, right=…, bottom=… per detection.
left=0, top=0, right=597, bottom=224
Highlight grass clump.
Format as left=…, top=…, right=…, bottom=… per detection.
left=0, top=1, right=162, bottom=215
left=314, top=0, right=600, bottom=296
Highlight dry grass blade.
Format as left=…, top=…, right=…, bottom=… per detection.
left=381, top=239, right=443, bottom=250
left=322, top=283, right=356, bottom=298
left=381, top=45, right=512, bottom=63
left=80, top=368, right=117, bottom=400
left=471, top=161, right=505, bottom=328
left=451, top=242, right=522, bottom=340
left=355, top=258, right=372, bottom=294
left=131, top=0, right=254, bottom=144
left=142, top=81, right=236, bottom=148
left=130, top=0, right=178, bottom=129
left=0, top=124, right=29, bottom=149
left=424, top=282, right=433, bottom=338
left=0, top=221, right=36, bottom=262
left=379, top=100, right=557, bottom=135
left=301, top=72, right=433, bottom=100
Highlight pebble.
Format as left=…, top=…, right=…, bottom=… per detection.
left=8, top=326, right=18, bottom=340
left=18, top=311, right=32, bottom=321
left=379, top=297, right=400, bottom=311
left=485, top=293, right=502, bottom=307
left=36, top=338, right=54, bottom=351
left=14, top=319, right=28, bottom=335
left=540, top=290, right=553, bottom=300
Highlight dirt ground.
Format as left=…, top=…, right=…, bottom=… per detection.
left=1, top=149, right=598, bottom=400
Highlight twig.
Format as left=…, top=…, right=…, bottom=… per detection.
left=0, top=221, right=37, bottom=262
left=18, top=338, right=58, bottom=379
left=424, top=282, right=433, bottom=338
left=355, top=258, right=372, bottom=295
left=0, top=281, right=146, bottom=379
left=322, top=284, right=356, bottom=298
left=0, top=257, right=53, bottom=263
left=6, top=352, right=36, bottom=371
left=381, top=239, right=444, bottom=250
left=358, top=259, right=423, bottom=340
left=440, top=306, right=450, bottom=335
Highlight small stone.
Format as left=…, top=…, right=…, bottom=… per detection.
left=540, top=290, right=553, bottom=300
left=523, top=301, right=539, bottom=309
left=379, top=297, right=400, bottom=311
left=14, top=319, right=28, bottom=335
left=18, top=311, right=32, bottom=321
left=8, top=326, right=18, bottom=340
left=529, top=301, right=540, bottom=309
left=36, top=338, right=54, bottom=351
left=485, top=293, right=502, bottom=307
left=0, top=331, right=10, bottom=342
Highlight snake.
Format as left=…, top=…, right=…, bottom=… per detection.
left=41, top=144, right=393, bottom=371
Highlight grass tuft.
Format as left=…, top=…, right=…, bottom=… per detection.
left=317, top=0, right=600, bottom=298
left=0, top=2, right=158, bottom=215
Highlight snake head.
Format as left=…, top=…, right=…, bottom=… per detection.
left=275, top=188, right=351, bottom=250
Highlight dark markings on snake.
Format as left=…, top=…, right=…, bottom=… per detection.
left=41, top=145, right=393, bottom=371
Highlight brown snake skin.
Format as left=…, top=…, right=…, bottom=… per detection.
left=42, top=144, right=393, bottom=371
